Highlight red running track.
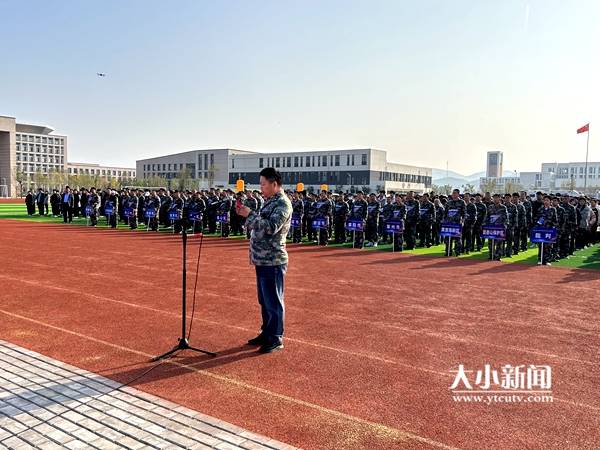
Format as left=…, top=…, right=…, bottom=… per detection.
left=0, top=219, right=599, bottom=449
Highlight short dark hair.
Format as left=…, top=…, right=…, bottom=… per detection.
left=259, top=167, right=282, bottom=186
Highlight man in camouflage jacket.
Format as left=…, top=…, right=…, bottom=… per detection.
left=236, top=168, right=292, bottom=354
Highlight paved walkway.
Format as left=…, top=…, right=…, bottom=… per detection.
left=0, top=341, right=298, bottom=449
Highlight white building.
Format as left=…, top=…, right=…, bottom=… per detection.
left=541, top=161, right=600, bottom=191
left=0, top=115, right=68, bottom=196
left=67, top=162, right=136, bottom=180
left=518, top=172, right=543, bottom=191
left=136, top=148, right=432, bottom=193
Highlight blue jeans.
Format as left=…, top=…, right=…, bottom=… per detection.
left=255, top=264, right=287, bottom=341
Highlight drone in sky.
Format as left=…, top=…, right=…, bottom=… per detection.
left=97, top=73, right=107, bottom=77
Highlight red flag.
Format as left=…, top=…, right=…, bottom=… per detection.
left=577, top=123, right=589, bottom=134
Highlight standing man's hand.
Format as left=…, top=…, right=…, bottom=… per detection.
left=237, top=205, right=251, bottom=218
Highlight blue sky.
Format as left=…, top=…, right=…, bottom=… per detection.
left=1, top=0, right=598, bottom=174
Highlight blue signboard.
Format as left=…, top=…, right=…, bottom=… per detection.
left=188, top=211, right=203, bottom=222
left=145, top=208, right=157, bottom=218
left=345, top=219, right=364, bottom=232
left=530, top=227, right=557, bottom=244
left=217, top=213, right=229, bottom=223
left=85, top=205, right=93, bottom=217
left=291, top=213, right=302, bottom=228
left=168, top=209, right=181, bottom=221
left=482, top=225, right=506, bottom=240
left=385, top=220, right=404, bottom=234
left=312, top=217, right=328, bottom=229
left=440, top=222, right=462, bottom=238
left=123, top=207, right=135, bottom=218
left=104, top=205, right=114, bottom=215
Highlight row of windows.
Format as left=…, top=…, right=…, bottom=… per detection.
left=16, top=143, right=65, bottom=154
left=16, top=134, right=65, bottom=145
left=555, top=166, right=600, bottom=178
left=142, top=155, right=217, bottom=173
left=230, top=170, right=432, bottom=187
left=17, top=154, right=64, bottom=164
left=555, top=166, right=600, bottom=175
left=16, top=164, right=62, bottom=173
left=251, top=153, right=368, bottom=170
left=198, top=153, right=215, bottom=170
left=557, top=174, right=600, bottom=180
left=144, top=170, right=209, bottom=180
left=68, top=168, right=135, bottom=177
left=230, top=170, right=370, bottom=186
left=143, top=162, right=187, bottom=171
left=378, top=172, right=432, bottom=185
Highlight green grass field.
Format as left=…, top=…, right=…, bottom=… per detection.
left=2, top=202, right=599, bottom=270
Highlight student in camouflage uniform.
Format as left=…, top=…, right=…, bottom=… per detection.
left=170, top=191, right=185, bottom=234
left=350, top=191, right=368, bottom=248
left=124, top=192, right=138, bottom=230
left=520, top=191, right=533, bottom=251
left=87, top=188, right=101, bottom=227
left=417, top=193, right=435, bottom=248
left=432, top=197, right=444, bottom=246
left=137, top=190, right=146, bottom=224
left=365, top=193, right=380, bottom=247
left=535, top=195, right=558, bottom=265
left=314, top=191, right=332, bottom=246
left=443, top=189, right=466, bottom=257
left=218, top=191, right=233, bottom=237
left=503, top=194, right=517, bottom=257
left=144, top=191, right=161, bottom=231
left=306, top=194, right=317, bottom=242
left=380, top=196, right=394, bottom=244
left=187, top=191, right=206, bottom=234
left=236, top=168, right=292, bottom=354
left=512, top=193, right=526, bottom=256
left=485, top=194, right=508, bottom=261
left=461, top=193, right=476, bottom=254
left=327, top=191, right=335, bottom=239
left=288, top=192, right=302, bottom=243
left=561, top=194, right=577, bottom=256
left=333, top=193, right=349, bottom=244
left=391, top=194, right=407, bottom=251
left=551, top=196, right=566, bottom=261
left=404, top=191, right=419, bottom=250
left=472, top=193, right=487, bottom=251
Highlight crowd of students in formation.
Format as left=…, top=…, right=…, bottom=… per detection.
left=24, top=185, right=600, bottom=266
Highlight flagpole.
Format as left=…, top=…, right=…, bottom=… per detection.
left=584, top=123, right=590, bottom=192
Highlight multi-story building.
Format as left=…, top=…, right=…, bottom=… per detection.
left=486, top=151, right=503, bottom=178
left=541, top=161, right=600, bottom=191
left=518, top=172, right=544, bottom=191
left=0, top=115, right=136, bottom=196
left=67, top=162, right=136, bottom=180
left=137, top=148, right=432, bottom=193
left=1, top=115, right=67, bottom=196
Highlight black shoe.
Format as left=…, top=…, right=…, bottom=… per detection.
left=247, top=334, right=267, bottom=346
left=258, top=340, right=284, bottom=354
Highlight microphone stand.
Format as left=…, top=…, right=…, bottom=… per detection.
left=152, top=228, right=217, bottom=361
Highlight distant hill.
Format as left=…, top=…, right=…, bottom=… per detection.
left=432, top=169, right=516, bottom=189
